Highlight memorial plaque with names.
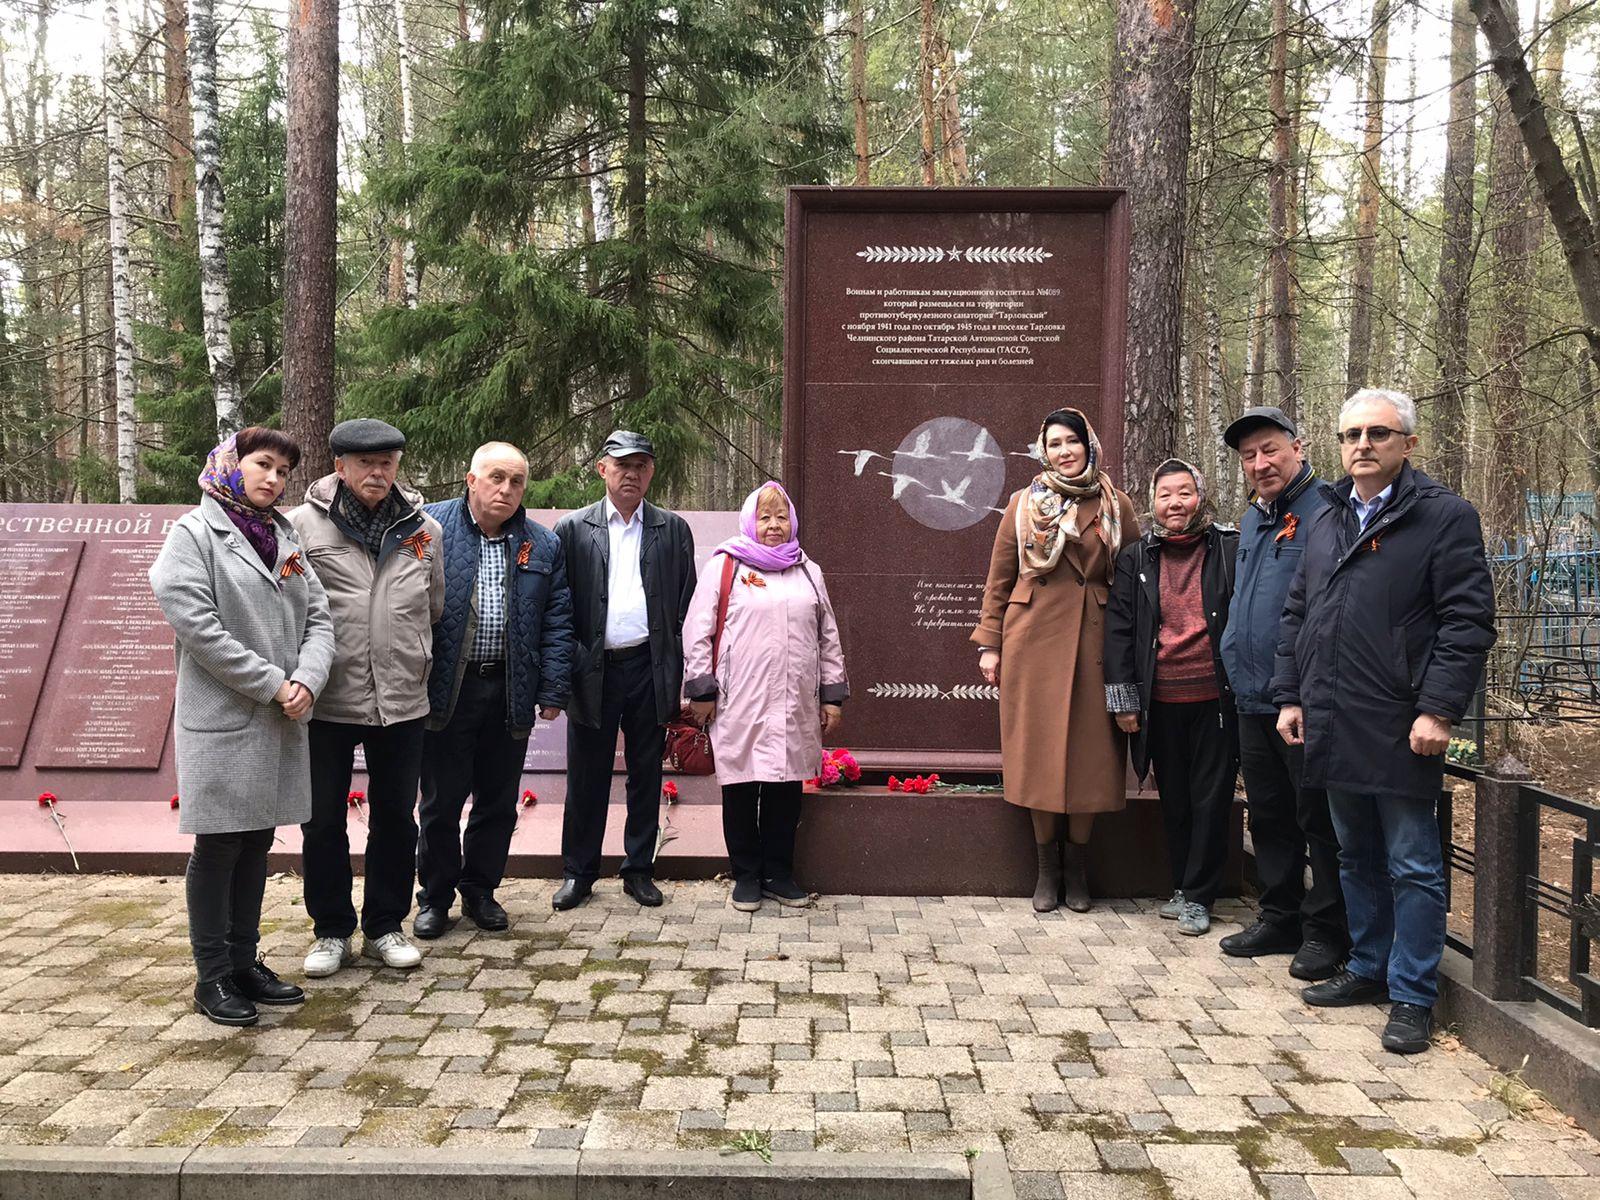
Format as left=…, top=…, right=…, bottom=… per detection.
left=0, top=541, right=84, bottom=766
left=783, top=188, right=1129, bottom=767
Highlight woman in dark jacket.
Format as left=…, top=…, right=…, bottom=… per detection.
left=1104, top=459, right=1239, bottom=936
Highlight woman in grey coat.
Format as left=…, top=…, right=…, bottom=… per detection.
left=149, top=427, right=335, bottom=1026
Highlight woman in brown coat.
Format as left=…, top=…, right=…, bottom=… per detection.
left=972, top=408, right=1139, bottom=913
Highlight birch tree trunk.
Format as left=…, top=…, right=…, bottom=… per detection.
left=624, top=23, right=650, bottom=403
left=1345, top=0, right=1388, bottom=395
left=919, top=0, right=936, bottom=185
left=107, top=0, right=138, bottom=502
left=851, top=0, right=869, bottom=185
left=393, top=0, right=420, bottom=307
left=590, top=150, right=615, bottom=241
left=1268, top=0, right=1298, bottom=413
left=1107, top=0, right=1196, bottom=484
left=1433, top=0, right=1476, bottom=493
left=188, top=0, right=242, bottom=437
left=163, top=0, right=192, bottom=225
left=283, top=0, right=340, bottom=497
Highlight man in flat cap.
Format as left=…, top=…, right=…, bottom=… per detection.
left=414, top=442, right=574, bottom=937
left=288, top=418, right=443, bottom=976
left=552, top=431, right=697, bottom=910
left=1216, top=407, right=1348, bottom=982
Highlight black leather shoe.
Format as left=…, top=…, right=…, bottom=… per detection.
left=1289, top=939, right=1345, bottom=982
left=462, top=894, right=510, bottom=931
left=551, top=879, right=591, bottom=911
left=1381, top=1002, right=1433, bottom=1054
left=1219, top=918, right=1301, bottom=958
left=1301, top=969, right=1389, bottom=1008
left=413, top=906, right=455, bottom=940
left=193, top=979, right=258, bottom=1027
left=622, top=875, right=664, bottom=907
left=232, top=960, right=306, bottom=1006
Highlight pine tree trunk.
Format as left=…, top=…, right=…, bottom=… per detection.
left=919, top=0, right=936, bottom=186
left=1345, top=0, right=1388, bottom=396
left=1107, top=0, right=1196, bottom=485
left=940, top=39, right=969, bottom=185
left=283, top=0, right=340, bottom=498
left=189, top=0, right=241, bottom=437
left=1433, top=0, right=1476, bottom=494
left=163, top=0, right=192, bottom=226
left=1245, top=275, right=1267, bottom=410
left=1483, top=0, right=1531, bottom=548
left=393, top=0, right=420, bottom=307
left=1268, top=0, right=1298, bottom=414
left=107, top=0, right=138, bottom=502
left=851, top=0, right=869, bottom=185
left=456, top=0, right=469, bottom=41
left=624, top=24, right=650, bottom=403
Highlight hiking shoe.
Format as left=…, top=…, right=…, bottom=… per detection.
left=1176, top=902, right=1211, bottom=936
left=1159, top=890, right=1185, bottom=920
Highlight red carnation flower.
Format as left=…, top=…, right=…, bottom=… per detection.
left=521, top=790, right=538, bottom=807
left=37, top=791, right=57, bottom=807
left=169, top=795, right=180, bottom=810
left=887, top=776, right=902, bottom=792
left=663, top=781, right=680, bottom=803
left=347, top=791, right=366, bottom=807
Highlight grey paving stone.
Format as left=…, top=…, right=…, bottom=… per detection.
left=1012, top=1171, right=1065, bottom=1199
left=1338, top=1147, right=1395, bottom=1175
left=1259, top=1175, right=1315, bottom=1200
left=815, top=1093, right=856, bottom=1112
left=1248, top=1095, right=1291, bottom=1116
left=534, top=1127, right=585, bottom=1149
left=678, top=1110, right=724, bottom=1130
left=1095, top=1140, right=1150, bottom=1171
left=296, top=1126, right=348, bottom=1147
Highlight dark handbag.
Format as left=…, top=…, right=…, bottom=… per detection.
left=663, top=555, right=738, bottom=775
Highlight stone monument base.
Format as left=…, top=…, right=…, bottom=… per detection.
left=0, top=786, right=1241, bottom=898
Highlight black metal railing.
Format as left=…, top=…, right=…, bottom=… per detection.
left=1456, top=759, right=1600, bottom=1028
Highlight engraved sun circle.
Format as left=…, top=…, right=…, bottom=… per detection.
left=888, top=417, right=1006, bottom=532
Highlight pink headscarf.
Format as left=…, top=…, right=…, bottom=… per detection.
left=714, top=480, right=803, bottom=572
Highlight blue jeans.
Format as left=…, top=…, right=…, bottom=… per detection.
left=1326, top=790, right=1446, bottom=1008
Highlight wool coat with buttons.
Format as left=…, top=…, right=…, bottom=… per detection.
left=1271, top=462, right=1496, bottom=800
left=149, top=496, right=336, bottom=835
left=972, top=487, right=1141, bottom=814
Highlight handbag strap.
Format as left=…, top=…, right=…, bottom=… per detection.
left=711, top=553, right=738, bottom=673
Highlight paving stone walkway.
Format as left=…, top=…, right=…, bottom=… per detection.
left=0, top=873, right=1596, bottom=1199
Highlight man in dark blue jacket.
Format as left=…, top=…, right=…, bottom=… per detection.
left=1217, top=407, right=1347, bottom=981
left=413, top=442, right=575, bottom=938
left=1273, top=389, right=1494, bottom=1055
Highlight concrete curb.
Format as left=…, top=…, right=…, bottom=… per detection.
left=1, top=1145, right=975, bottom=1200
left=969, top=1151, right=1017, bottom=1200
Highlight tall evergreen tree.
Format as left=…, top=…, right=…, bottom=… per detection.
left=353, top=0, right=842, bottom=485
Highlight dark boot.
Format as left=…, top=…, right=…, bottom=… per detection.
left=1032, top=841, right=1061, bottom=912
left=1061, top=842, right=1091, bottom=913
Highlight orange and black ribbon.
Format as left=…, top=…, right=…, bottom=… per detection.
left=516, top=541, right=531, bottom=567
left=1274, top=512, right=1299, bottom=543
left=280, top=552, right=306, bottom=578
left=400, top=530, right=432, bottom=561
left=740, top=571, right=767, bottom=589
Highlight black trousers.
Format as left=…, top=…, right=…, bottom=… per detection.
left=1148, top=698, right=1239, bottom=909
left=1238, top=711, right=1349, bottom=946
left=304, top=717, right=424, bottom=939
left=562, top=649, right=664, bottom=882
left=417, top=671, right=528, bottom=910
left=722, top=780, right=803, bottom=886
left=187, top=827, right=274, bottom=985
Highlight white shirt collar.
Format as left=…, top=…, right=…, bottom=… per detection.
left=604, top=498, right=643, bottom=528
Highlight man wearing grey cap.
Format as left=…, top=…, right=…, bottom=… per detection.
left=288, top=418, right=443, bottom=976
left=1216, top=406, right=1348, bottom=981
left=551, top=431, right=697, bottom=910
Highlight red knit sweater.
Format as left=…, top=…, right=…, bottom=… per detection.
left=1153, top=535, right=1219, bottom=704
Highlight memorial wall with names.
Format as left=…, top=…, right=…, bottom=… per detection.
left=783, top=188, right=1130, bottom=766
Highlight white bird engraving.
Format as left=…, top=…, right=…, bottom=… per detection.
left=1009, top=446, right=1042, bottom=461
left=931, top=477, right=973, bottom=508
left=899, top=429, right=939, bottom=460
left=838, top=449, right=887, bottom=476
left=950, top=430, right=1001, bottom=462
left=878, top=471, right=929, bottom=500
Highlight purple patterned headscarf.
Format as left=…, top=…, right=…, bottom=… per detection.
left=199, top=433, right=279, bottom=567
left=714, top=481, right=803, bottom=572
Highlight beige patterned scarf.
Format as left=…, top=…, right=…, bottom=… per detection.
left=1016, top=408, right=1122, bottom=583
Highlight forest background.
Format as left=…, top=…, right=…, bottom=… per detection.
left=0, top=0, right=1595, bottom=545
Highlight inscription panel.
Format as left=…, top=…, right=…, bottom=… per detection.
left=0, top=541, right=84, bottom=766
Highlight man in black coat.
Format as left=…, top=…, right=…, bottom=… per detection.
left=552, top=431, right=697, bottom=910
left=1273, top=389, right=1495, bottom=1055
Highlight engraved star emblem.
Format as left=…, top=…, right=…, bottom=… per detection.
left=947, top=245, right=963, bottom=261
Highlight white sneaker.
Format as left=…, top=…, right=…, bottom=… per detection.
left=363, top=931, right=423, bottom=969
left=303, top=936, right=356, bottom=978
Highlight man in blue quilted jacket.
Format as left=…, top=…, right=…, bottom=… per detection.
left=413, top=442, right=575, bottom=938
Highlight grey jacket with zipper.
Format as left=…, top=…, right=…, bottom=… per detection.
left=287, top=473, right=445, bottom=726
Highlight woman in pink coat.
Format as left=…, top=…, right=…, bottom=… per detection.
left=683, top=482, right=849, bottom=911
